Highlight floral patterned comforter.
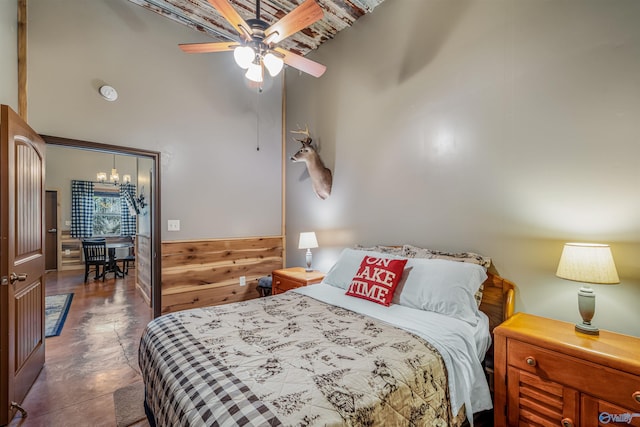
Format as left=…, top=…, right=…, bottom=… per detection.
left=139, top=292, right=466, bottom=426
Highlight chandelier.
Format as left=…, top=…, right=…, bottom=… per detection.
left=97, top=154, right=130, bottom=185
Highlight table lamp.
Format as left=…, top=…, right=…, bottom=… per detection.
left=556, top=243, right=619, bottom=335
left=298, top=232, right=318, bottom=272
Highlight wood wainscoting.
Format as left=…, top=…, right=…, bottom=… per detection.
left=136, top=234, right=152, bottom=304
left=161, top=236, right=284, bottom=314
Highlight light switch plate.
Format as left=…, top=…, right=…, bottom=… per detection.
left=167, top=220, right=180, bottom=231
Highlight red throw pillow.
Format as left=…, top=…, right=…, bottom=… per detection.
left=345, top=256, right=408, bottom=306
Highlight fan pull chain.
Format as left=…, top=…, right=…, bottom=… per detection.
left=256, top=88, right=260, bottom=151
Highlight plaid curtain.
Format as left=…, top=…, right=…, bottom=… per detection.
left=120, top=183, right=137, bottom=236
left=71, top=180, right=94, bottom=238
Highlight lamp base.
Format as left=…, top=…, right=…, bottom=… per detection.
left=576, top=285, right=598, bottom=335
left=305, top=249, right=313, bottom=272
left=575, top=322, right=599, bottom=335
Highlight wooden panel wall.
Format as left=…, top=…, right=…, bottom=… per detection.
left=161, top=236, right=284, bottom=314
left=136, top=234, right=151, bottom=304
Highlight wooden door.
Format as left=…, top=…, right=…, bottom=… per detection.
left=45, top=190, right=58, bottom=270
left=0, top=105, right=46, bottom=425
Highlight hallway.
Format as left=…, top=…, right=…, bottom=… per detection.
left=9, top=270, right=152, bottom=427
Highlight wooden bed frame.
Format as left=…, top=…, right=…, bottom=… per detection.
left=478, top=272, right=515, bottom=395
left=480, top=272, right=516, bottom=333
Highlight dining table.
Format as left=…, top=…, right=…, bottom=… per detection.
left=105, top=241, right=134, bottom=279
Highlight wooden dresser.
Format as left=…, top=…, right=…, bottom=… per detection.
left=494, top=313, right=640, bottom=426
left=271, top=267, right=324, bottom=295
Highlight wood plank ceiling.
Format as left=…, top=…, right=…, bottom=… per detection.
left=128, top=0, right=386, bottom=56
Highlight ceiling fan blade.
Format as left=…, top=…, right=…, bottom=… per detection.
left=207, top=0, right=252, bottom=39
left=275, top=48, right=326, bottom=78
left=179, top=41, right=239, bottom=53
left=265, top=0, right=324, bottom=45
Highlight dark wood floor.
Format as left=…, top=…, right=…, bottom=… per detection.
left=8, top=269, right=152, bottom=427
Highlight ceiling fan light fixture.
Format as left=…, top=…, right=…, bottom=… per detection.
left=263, top=30, right=279, bottom=45
left=234, top=45, right=255, bottom=69
left=263, top=52, right=284, bottom=77
left=178, top=0, right=326, bottom=81
left=245, top=61, right=264, bottom=83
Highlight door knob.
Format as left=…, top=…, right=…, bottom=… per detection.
left=10, top=273, right=27, bottom=284
left=47, top=228, right=57, bottom=233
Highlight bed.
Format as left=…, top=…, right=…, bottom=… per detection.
left=139, top=245, right=515, bottom=426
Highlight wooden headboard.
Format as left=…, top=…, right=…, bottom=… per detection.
left=479, top=272, right=515, bottom=391
left=480, top=272, right=515, bottom=334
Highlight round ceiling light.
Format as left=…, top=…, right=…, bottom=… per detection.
left=99, top=85, right=118, bottom=101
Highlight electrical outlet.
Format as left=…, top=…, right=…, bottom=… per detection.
left=239, top=276, right=246, bottom=286
left=65, top=220, right=71, bottom=226
left=167, top=220, right=180, bottom=231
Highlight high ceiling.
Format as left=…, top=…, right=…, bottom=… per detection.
left=128, top=0, right=385, bottom=57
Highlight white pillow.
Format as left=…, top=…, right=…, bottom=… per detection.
left=393, top=257, right=487, bottom=325
left=323, top=248, right=404, bottom=290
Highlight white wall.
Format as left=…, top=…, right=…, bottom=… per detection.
left=285, top=0, right=640, bottom=337
left=27, top=0, right=283, bottom=240
left=0, top=0, right=18, bottom=109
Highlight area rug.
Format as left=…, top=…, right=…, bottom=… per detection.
left=45, top=293, right=73, bottom=337
left=113, top=381, right=147, bottom=427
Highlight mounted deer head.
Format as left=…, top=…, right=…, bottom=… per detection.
left=291, top=125, right=333, bottom=200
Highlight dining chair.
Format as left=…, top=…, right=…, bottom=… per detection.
left=82, top=238, right=108, bottom=282
left=120, top=237, right=136, bottom=275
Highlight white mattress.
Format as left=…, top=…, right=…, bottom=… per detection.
left=293, top=283, right=493, bottom=422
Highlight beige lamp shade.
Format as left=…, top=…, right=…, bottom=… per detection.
left=556, top=243, right=619, bottom=284
left=556, top=242, right=619, bottom=336
left=298, top=232, right=318, bottom=250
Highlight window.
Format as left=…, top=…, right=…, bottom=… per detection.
left=71, top=180, right=137, bottom=239
left=93, top=191, right=121, bottom=236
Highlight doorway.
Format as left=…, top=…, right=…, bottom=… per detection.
left=45, top=190, right=58, bottom=271
left=42, top=135, right=162, bottom=318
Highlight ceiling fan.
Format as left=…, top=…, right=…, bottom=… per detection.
left=179, top=0, right=327, bottom=83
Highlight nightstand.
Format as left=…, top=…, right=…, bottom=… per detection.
left=271, top=267, right=324, bottom=295
left=494, top=312, right=640, bottom=427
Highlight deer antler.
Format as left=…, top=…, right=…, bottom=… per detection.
left=290, top=124, right=310, bottom=139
